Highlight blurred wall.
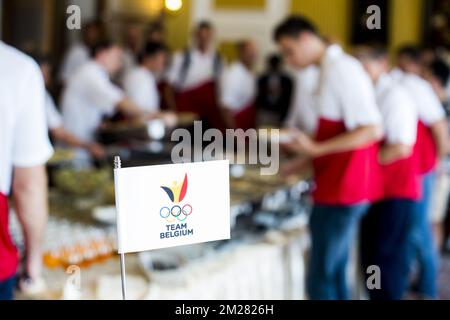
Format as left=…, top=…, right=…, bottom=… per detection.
left=191, top=0, right=290, bottom=68
left=165, top=0, right=192, bottom=51
left=389, top=0, right=424, bottom=51
left=291, top=0, right=424, bottom=54
left=165, top=0, right=426, bottom=57
left=291, top=0, right=351, bottom=48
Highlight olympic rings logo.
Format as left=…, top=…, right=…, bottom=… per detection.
left=160, top=204, right=193, bottom=223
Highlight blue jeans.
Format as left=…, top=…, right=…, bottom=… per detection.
left=360, top=200, right=418, bottom=300
left=409, top=171, right=439, bottom=298
left=307, top=203, right=369, bottom=300
left=0, top=276, right=15, bottom=300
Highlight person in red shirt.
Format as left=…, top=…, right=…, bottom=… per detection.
left=274, top=16, right=383, bottom=300
left=394, top=46, right=449, bottom=299
left=356, top=46, right=421, bottom=300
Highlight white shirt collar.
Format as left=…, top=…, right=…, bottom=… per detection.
left=91, top=61, right=110, bottom=79
left=192, top=46, right=215, bottom=58
left=390, top=68, right=405, bottom=81
left=375, top=73, right=392, bottom=98
left=321, top=44, right=344, bottom=67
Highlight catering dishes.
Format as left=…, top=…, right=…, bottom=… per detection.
left=53, top=168, right=111, bottom=196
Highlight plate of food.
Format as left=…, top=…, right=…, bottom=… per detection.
left=92, top=206, right=116, bottom=225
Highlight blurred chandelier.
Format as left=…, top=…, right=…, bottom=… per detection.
left=149, top=0, right=183, bottom=15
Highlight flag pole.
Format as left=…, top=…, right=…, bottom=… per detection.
left=114, top=156, right=127, bottom=300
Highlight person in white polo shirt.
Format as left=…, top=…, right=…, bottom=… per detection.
left=285, top=65, right=319, bottom=134
left=281, top=65, right=320, bottom=177
left=356, top=46, right=421, bottom=300
left=34, top=55, right=106, bottom=160
left=0, top=42, right=53, bottom=300
left=61, top=39, right=153, bottom=165
left=59, top=21, right=102, bottom=86
left=165, top=21, right=226, bottom=130
left=274, top=16, right=383, bottom=300
left=394, top=45, right=449, bottom=299
left=124, top=42, right=168, bottom=113
left=220, top=40, right=259, bottom=129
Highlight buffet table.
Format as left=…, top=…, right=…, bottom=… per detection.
left=11, top=160, right=313, bottom=300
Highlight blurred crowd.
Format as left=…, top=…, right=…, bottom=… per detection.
left=1, top=13, right=450, bottom=300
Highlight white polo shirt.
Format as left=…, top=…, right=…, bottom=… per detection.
left=59, top=43, right=90, bottom=84
left=220, top=62, right=256, bottom=112
left=166, top=48, right=219, bottom=91
left=316, top=45, right=381, bottom=130
left=376, top=74, right=417, bottom=146
left=61, top=61, right=124, bottom=144
left=0, top=42, right=53, bottom=195
left=391, top=68, right=445, bottom=125
left=123, top=66, right=160, bottom=113
left=285, top=65, right=320, bottom=135
left=45, top=92, right=63, bottom=130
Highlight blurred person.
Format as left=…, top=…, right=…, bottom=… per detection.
left=61, top=39, right=156, bottom=165
left=145, top=22, right=171, bottom=109
left=256, top=55, right=293, bottom=127
left=356, top=46, right=420, bottom=300
left=274, top=16, right=383, bottom=300
left=423, top=58, right=450, bottom=250
left=121, top=22, right=143, bottom=80
left=220, top=40, right=259, bottom=129
left=394, top=45, right=449, bottom=299
left=284, top=65, right=319, bottom=133
left=420, top=46, right=437, bottom=69
left=281, top=65, right=320, bottom=178
left=0, top=42, right=53, bottom=300
left=424, top=58, right=450, bottom=111
left=59, top=21, right=102, bottom=86
left=123, top=42, right=168, bottom=113
left=35, top=55, right=106, bottom=160
left=147, top=22, right=165, bottom=44
left=165, top=21, right=226, bottom=129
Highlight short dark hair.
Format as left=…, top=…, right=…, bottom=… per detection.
left=274, top=15, right=318, bottom=42
left=267, top=54, right=282, bottom=70
left=90, top=38, right=115, bottom=58
left=197, top=20, right=213, bottom=31
left=354, top=44, right=388, bottom=62
left=148, top=22, right=164, bottom=35
left=397, top=45, right=421, bottom=63
left=138, top=42, right=167, bottom=64
left=429, top=58, right=450, bottom=87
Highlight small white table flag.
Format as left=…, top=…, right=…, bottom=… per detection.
left=114, top=160, right=231, bottom=254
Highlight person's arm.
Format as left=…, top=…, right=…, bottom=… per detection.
left=163, top=84, right=177, bottom=111
left=281, top=156, right=311, bottom=177
left=429, top=118, right=449, bottom=158
left=12, top=166, right=48, bottom=280
left=220, top=106, right=237, bottom=129
left=417, top=81, right=449, bottom=157
left=163, top=52, right=183, bottom=111
left=50, top=127, right=106, bottom=159
left=379, top=144, right=413, bottom=165
left=283, top=125, right=382, bottom=158
left=116, top=98, right=153, bottom=119
left=219, top=67, right=241, bottom=129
